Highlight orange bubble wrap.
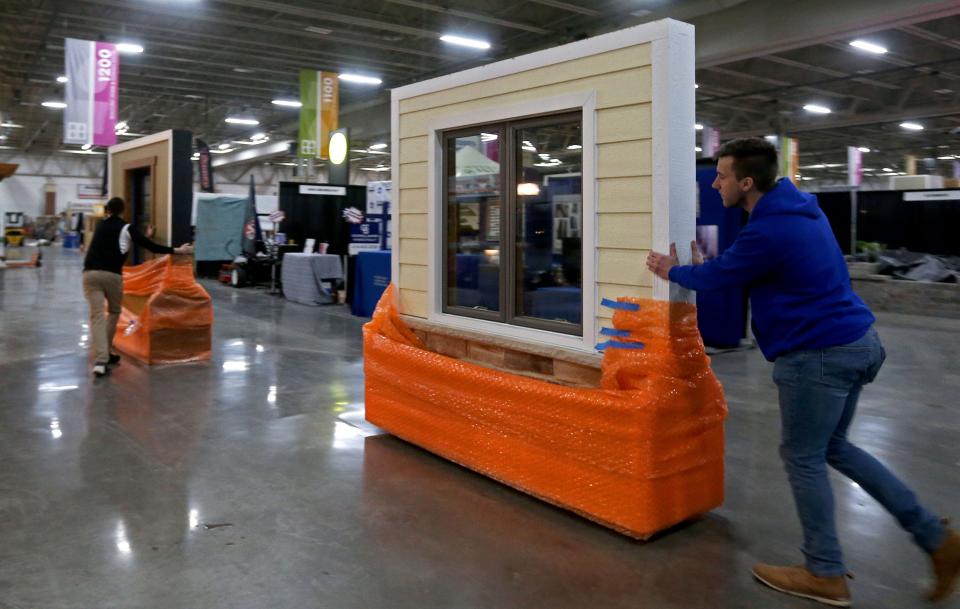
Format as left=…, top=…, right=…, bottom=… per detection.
left=113, top=255, right=213, bottom=365
left=363, top=286, right=727, bottom=539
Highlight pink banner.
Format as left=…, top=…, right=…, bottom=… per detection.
left=92, top=42, right=118, bottom=147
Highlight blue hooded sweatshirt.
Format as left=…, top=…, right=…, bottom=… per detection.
left=669, top=178, right=874, bottom=361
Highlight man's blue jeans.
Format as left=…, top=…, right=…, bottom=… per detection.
left=773, top=326, right=945, bottom=577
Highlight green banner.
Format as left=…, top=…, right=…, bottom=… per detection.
left=299, top=70, right=319, bottom=158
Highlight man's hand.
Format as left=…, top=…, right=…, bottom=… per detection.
left=146, top=225, right=156, bottom=238
left=691, top=240, right=704, bottom=265
left=645, top=243, right=680, bottom=280
left=174, top=243, right=194, bottom=255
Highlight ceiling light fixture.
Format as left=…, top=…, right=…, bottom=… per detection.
left=338, top=73, right=382, bottom=85
left=271, top=99, right=302, bottom=108
left=900, top=121, right=923, bottom=131
left=480, top=133, right=498, bottom=142
left=56, top=75, right=68, bottom=83
left=695, top=146, right=702, bottom=152
left=218, top=143, right=231, bottom=150
left=803, top=104, right=831, bottom=114
left=42, top=101, right=67, bottom=109
left=250, top=133, right=266, bottom=141
left=369, top=142, right=388, bottom=150
left=116, top=43, right=144, bottom=54
left=849, top=40, right=888, bottom=55
left=857, top=147, right=871, bottom=153
left=567, top=144, right=582, bottom=150
left=0, top=122, right=23, bottom=128
left=695, top=123, right=704, bottom=130
left=225, top=117, right=259, bottom=126
left=440, top=34, right=491, bottom=50
left=81, top=144, right=92, bottom=150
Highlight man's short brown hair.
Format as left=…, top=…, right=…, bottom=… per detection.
left=717, top=138, right=779, bottom=193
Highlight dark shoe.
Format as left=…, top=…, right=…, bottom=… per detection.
left=929, top=525, right=960, bottom=603
left=108, top=353, right=121, bottom=366
left=93, top=364, right=108, bottom=377
left=753, top=564, right=851, bottom=607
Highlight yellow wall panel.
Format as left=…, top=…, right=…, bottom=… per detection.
left=399, top=238, right=427, bottom=264
left=597, top=213, right=652, bottom=250
left=597, top=104, right=651, bottom=143
left=399, top=161, right=428, bottom=189
left=598, top=177, right=652, bottom=213
left=399, top=44, right=652, bottom=114
left=400, top=264, right=428, bottom=291
left=597, top=248, right=653, bottom=286
left=400, top=288, right=428, bottom=318
left=399, top=68, right=652, bottom=139
left=399, top=213, right=427, bottom=239
left=399, top=136, right=428, bottom=164
left=399, top=187, right=428, bottom=214
left=597, top=140, right=651, bottom=178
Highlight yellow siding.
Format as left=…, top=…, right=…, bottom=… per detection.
left=398, top=68, right=652, bottom=140
left=399, top=44, right=651, bottom=114
left=398, top=213, right=427, bottom=239
left=400, top=264, right=428, bottom=292
left=597, top=103, right=651, bottom=143
left=399, top=136, right=428, bottom=164
left=598, top=177, right=652, bottom=213
left=597, top=140, right=652, bottom=178
left=597, top=249, right=653, bottom=286
left=396, top=40, right=656, bottom=331
left=399, top=238, right=427, bottom=264
left=597, top=213, right=652, bottom=250
left=400, top=288, right=428, bottom=317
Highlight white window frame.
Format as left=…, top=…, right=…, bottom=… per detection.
left=425, top=92, right=598, bottom=353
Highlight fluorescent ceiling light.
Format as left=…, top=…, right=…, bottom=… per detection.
left=211, top=148, right=236, bottom=154
left=900, top=121, right=923, bottom=131
left=61, top=149, right=104, bottom=155
left=338, top=73, right=382, bottom=85
left=480, top=133, right=498, bottom=142
left=694, top=83, right=699, bottom=89
left=857, top=147, right=870, bottom=153
left=937, top=156, right=954, bottom=160
left=116, top=43, right=144, bottom=54
left=271, top=99, right=302, bottom=108
left=803, top=104, right=831, bottom=114
left=369, top=142, right=388, bottom=150
left=849, top=40, right=888, bottom=54
left=0, top=122, right=23, bottom=128
left=538, top=153, right=550, bottom=159
left=522, top=145, right=537, bottom=152
left=81, top=144, right=92, bottom=150
left=359, top=166, right=390, bottom=172
left=42, top=101, right=67, bottom=109
left=225, top=117, right=259, bottom=125
left=56, top=75, right=68, bottom=83
left=695, top=146, right=702, bottom=152
left=218, top=143, right=231, bottom=150
left=115, top=121, right=128, bottom=131
left=567, top=144, right=582, bottom=150
left=517, top=183, right=540, bottom=196
left=695, top=123, right=704, bottom=130
left=251, top=133, right=266, bottom=141
left=440, top=34, right=491, bottom=50
left=882, top=167, right=894, bottom=172
left=305, top=26, right=333, bottom=35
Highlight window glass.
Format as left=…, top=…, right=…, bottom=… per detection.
left=445, top=132, right=501, bottom=312
left=515, top=120, right=582, bottom=326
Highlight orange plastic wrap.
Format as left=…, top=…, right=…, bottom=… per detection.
left=363, top=287, right=727, bottom=539
left=113, top=255, right=213, bottom=365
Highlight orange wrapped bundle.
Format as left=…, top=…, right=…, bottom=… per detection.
left=113, top=255, right=213, bottom=365
left=363, top=286, right=727, bottom=539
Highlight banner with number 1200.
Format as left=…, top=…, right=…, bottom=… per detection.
left=64, top=38, right=119, bottom=147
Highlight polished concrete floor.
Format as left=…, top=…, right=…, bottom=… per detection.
left=1, top=245, right=958, bottom=609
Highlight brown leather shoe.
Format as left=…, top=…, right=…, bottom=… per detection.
left=929, top=526, right=960, bottom=603
left=752, top=564, right=851, bottom=607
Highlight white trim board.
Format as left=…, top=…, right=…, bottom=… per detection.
left=425, top=90, right=597, bottom=353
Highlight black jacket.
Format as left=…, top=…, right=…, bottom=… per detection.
left=83, top=215, right=174, bottom=274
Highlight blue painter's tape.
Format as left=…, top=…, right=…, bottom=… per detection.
left=600, top=298, right=640, bottom=311
left=595, top=341, right=608, bottom=351
left=600, top=327, right=630, bottom=337
left=606, top=340, right=646, bottom=350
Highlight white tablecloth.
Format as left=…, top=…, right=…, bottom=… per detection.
left=281, top=253, right=343, bottom=305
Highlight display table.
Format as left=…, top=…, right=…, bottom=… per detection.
left=351, top=250, right=391, bottom=317
left=281, top=253, right=343, bottom=305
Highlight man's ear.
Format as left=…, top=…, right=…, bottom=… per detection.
left=741, top=176, right=755, bottom=192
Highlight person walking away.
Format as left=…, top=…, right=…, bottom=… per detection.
left=82, top=197, right=193, bottom=377
left=646, top=138, right=960, bottom=606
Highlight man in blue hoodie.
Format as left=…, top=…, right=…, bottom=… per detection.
left=647, top=138, right=959, bottom=606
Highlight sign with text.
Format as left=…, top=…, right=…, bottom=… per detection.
left=903, top=190, right=960, bottom=202
left=76, top=183, right=105, bottom=199
left=298, top=70, right=338, bottom=159
left=298, top=184, right=346, bottom=196
left=64, top=38, right=118, bottom=147
left=349, top=219, right=382, bottom=255
left=847, top=146, right=862, bottom=187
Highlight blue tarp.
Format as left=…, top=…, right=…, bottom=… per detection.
left=195, top=196, right=247, bottom=261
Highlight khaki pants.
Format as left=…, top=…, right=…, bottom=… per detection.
left=82, top=270, right=123, bottom=364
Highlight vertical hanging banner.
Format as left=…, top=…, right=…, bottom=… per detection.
left=779, top=136, right=799, bottom=185
left=847, top=146, right=863, bottom=187
left=196, top=139, right=214, bottom=192
left=64, top=38, right=119, bottom=147
left=298, top=70, right=338, bottom=159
